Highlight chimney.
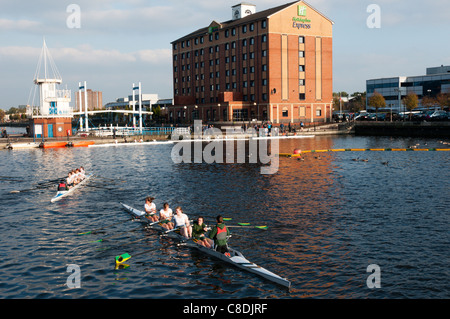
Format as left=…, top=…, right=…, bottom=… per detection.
left=232, top=3, right=256, bottom=20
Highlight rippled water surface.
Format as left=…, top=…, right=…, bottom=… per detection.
left=0, top=135, right=449, bottom=298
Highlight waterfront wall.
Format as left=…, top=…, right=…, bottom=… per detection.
left=355, top=122, right=450, bottom=138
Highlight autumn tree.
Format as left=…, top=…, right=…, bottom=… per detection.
left=402, top=92, right=419, bottom=120
left=368, top=91, right=386, bottom=120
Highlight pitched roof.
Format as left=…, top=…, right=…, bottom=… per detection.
left=171, top=1, right=297, bottom=43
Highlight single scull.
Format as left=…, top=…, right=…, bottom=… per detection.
left=119, top=203, right=291, bottom=289
left=51, top=174, right=93, bottom=203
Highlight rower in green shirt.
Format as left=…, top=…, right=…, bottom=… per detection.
left=208, top=215, right=230, bottom=255
left=192, top=216, right=212, bottom=248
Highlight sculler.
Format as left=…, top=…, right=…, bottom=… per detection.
left=159, top=202, right=174, bottom=230
left=144, top=196, right=158, bottom=222
left=192, top=216, right=212, bottom=248
left=172, top=206, right=192, bottom=238
left=209, top=215, right=230, bottom=256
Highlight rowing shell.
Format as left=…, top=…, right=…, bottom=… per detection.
left=120, top=203, right=291, bottom=289
left=51, top=174, right=92, bottom=203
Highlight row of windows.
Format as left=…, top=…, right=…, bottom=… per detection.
left=176, top=78, right=269, bottom=90
left=175, top=20, right=267, bottom=49
left=175, top=53, right=267, bottom=72
left=174, top=36, right=267, bottom=61
left=176, top=65, right=266, bottom=83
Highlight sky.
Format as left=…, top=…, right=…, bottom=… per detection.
left=0, top=0, right=449, bottom=110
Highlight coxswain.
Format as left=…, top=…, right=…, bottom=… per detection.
left=172, top=206, right=192, bottom=239
left=144, top=196, right=158, bottom=222
left=192, top=216, right=212, bottom=248
left=57, top=179, right=68, bottom=191
left=159, top=202, right=174, bottom=230
left=209, top=215, right=230, bottom=255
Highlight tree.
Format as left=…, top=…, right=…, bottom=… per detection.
left=436, top=93, right=450, bottom=109
left=402, top=92, right=419, bottom=120
left=421, top=96, right=436, bottom=110
left=368, top=91, right=385, bottom=120
left=0, top=109, right=5, bottom=122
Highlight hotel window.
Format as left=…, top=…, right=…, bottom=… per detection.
left=282, top=107, right=289, bottom=117
left=299, top=93, right=306, bottom=100
left=232, top=55, right=236, bottom=62
left=262, top=93, right=268, bottom=101
left=210, top=72, right=214, bottom=79
left=262, top=50, right=267, bottom=57
left=299, top=79, right=305, bottom=86
left=250, top=80, right=255, bottom=87
left=250, top=23, right=254, bottom=31
left=187, top=40, right=190, bottom=47
left=262, top=35, right=267, bottom=42
left=232, top=41, right=236, bottom=49
left=215, top=45, right=219, bottom=52
left=195, top=38, right=198, bottom=45
left=232, top=82, right=237, bottom=89
left=262, top=20, right=267, bottom=29
left=215, top=58, right=220, bottom=65
left=195, top=50, right=198, bottom=57
left=250, top=37, right=255, bottom=45
left=243, top=39, right=247, bottom=47
left=174, top=54, right=177, bottom=61
left=209, top=34, right=213, bottom=41
left=232, top=69, right=237, bottom=75
left=299, top=36, right=304, bottom=43
left=186, top=52, right=190, bottom=58
left=215, top=33, right=219, bottom=40
left=225, top=57, right=230, bottom=63
left=250, top=66, right=255, bottom=73
left=242, top=25, right=247, bottom=33
left=225, top=70, right=230, bottom=76
left=209, top=47, right=214, bottom=54
left=262, top=79, right=267, bottom=86
left=250, top=52, right=255, bottom=59
left=250, top=94, right=255, bottom=101
left=181, top=41, right=185, bottom=48
left=243, top=67, right=247, bottom=74
left=226, top=83, right=230, bottom=90
left=200, top=49, right=204, bottom=55
left=216, top=71, right=220, bottom=77
left=225, top=29, right=229, bottom=38
left=225, top=43, right=230, bottom=50
left=299, top=51, right=304, bottom=57
left=262, top=64, right=267, bottom=71
left=232, top=28, right=236, bottom=36
left=243, top=81, right=248, bottom=88
left=200, top=36, right=204, bottom=44
left=209, top=60, right=214, bottom=66
left=174, top=43, right=177, bottom=50
left=299, top=65, right=305, bottom=72
left=243, top=53, right=247, bottom=60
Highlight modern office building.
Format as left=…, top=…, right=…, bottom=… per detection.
left=170, top=1, right=334, bottom=124
left=366, top=65, right=450, bottom=111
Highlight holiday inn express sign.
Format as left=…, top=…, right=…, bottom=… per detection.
left=292, top=5, right=311, bottom=29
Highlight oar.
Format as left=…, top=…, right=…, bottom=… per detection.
left=77, top=218, right=133, bottom=235
left=10, top=184, right=54, bottom=193
left=227, top=224, right=268, bottom=230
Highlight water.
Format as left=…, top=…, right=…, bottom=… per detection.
left=0, top=135, right=448, bottom=299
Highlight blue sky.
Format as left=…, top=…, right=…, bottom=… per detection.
left=0, top=0, right=449, bottom=109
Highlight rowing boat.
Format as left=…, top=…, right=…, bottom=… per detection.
left=51, top=174, right=92, bottom=203
left=119, top=203, right=291, bottom=289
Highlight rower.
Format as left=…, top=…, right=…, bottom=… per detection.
left=159, top=202, right=174, bottom=230
left=144, top=196, right=158, bottom=222
left=172, top=206, right=192, bottom=239
left=192, top=216, right=212, bottom=248
left=57, top=179, right=68, bottom=191
left=66, top=171, right=74, bottom=189
left=209, top=215, right=230, bottom=256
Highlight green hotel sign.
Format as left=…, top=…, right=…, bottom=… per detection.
left=298, top=5, right=307, bottom=16
left=293, top=5, right=311, bottom=29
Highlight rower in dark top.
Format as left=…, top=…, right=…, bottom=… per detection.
left=209, top=215, right=230, bottom=256
left=57, top=180, right=68, bottom=191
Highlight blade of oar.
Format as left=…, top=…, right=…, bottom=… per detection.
left=227, top=225, right=268, bottom=230
left=115, top=245, right=162, bottom=265
left=78, top=218, right=133, bottom=235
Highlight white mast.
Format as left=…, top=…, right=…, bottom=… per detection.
left=84, top=81, right=89, bottom=132
left=138, top=82, right=142, bottom=133
left=132, top=83, right=136, bottom=128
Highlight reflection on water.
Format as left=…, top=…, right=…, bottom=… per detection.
left=0, top=135, right=448, bottom=298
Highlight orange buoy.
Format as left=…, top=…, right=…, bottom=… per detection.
left=293, top=148, right=302, bottom=154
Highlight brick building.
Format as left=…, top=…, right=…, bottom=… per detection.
left=75, top=89, right=103, bottom=111
left=170, top=1, right=333, bottom=125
